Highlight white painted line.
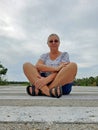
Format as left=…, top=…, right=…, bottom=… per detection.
left=0, top=95, right=52, bottom=99
left=0, top=106, right=98, bottom=123
left=0, top=95, right=98, bottom=100
left=0, top=91, right=98, bottom=94
left=0, top=91, right=25, bottom=94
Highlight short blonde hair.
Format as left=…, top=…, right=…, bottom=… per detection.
left=47, top=33, right=60, bottom=43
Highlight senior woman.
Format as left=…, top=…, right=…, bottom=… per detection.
left=23, top=33, right=77, bottom=98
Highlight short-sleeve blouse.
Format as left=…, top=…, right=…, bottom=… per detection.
left=39, top=52, right=70, bottom=76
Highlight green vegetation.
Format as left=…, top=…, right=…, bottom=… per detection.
left=6, top=81, right=29, bottom=86
left=0, top=62, right=8, bottom=85
left=74, top=76, right=98, bottom=86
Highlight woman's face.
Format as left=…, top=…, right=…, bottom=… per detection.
left=47, top=35, right=60, bottom=49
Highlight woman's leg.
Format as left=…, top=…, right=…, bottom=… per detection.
left=23, top=62, right=50, bottom=96
left=49, top=62, right=77, bottom=89
left=23, top=62, right=40, bottom=84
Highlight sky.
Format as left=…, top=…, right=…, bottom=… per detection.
left=0, top=0, right=98, bottom=81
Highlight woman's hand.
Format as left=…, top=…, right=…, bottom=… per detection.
left=34, top=77, right=47, bottom=89
left=55, top=62, right=70, bottom=72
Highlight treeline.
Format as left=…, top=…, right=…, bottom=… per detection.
left=74, top=76, right=98, bottom=86
left=0, top=76, right=98, bottom=86
left=0, top=81, right=29, bottom=86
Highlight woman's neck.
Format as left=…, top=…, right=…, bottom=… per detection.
left=50, top=49, right=59, bottom=55
left=49, top=50, right=61, bottom=60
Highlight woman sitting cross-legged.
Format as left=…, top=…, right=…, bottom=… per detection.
left=23, top=33, right=77, bottom=98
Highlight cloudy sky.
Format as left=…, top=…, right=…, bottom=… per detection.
left=0, top=0, right=98, bottom=81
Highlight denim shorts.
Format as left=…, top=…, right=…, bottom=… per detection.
left=40, top=72, right=73, bottom=95
left=62, top=83, right=73, bottom=95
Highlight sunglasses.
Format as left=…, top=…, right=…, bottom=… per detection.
left=49, top=39, right=59, bottom=43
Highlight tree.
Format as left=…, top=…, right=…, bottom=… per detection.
left=88, top=76, right=95, bottom=86
left=95, top=76, right=98, bottom=86
left=0, top=63, right=8, bottom=83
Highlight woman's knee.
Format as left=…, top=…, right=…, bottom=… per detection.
left=23, top=62, right=34, bottom=71
left=23, top=62, right=30, bottom=69
left=70, top=62, right=77, bottom=69
left=69, top=62, right=78, bottom=74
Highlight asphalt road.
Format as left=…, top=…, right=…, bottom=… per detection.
left=0, top=85, right=98, bottom=130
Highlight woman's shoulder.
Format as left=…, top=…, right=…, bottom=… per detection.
left=40, top=52, right=49, bottom=57
left=40, top=52, right=49, bottom=60
left=61, top=51, right=69, bottom=58
left=62, top=51, right=69, bottom=56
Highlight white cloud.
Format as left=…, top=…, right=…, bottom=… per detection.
left=0, top=0, right=98, bottom=81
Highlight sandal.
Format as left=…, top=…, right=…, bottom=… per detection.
left=49, top=86, right=62, bottom=98
left=26, top=85, right=42, bottom=96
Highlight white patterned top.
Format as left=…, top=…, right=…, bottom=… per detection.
left=39, top=52, right=70, bottom=76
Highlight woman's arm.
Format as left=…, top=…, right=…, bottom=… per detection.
left=34, top=72, right=57, bottom=89
left=36, top=59, right=68, bottom=73
left=36, top=59, right=57, bottom=72
left=44, top=72, right=57, bottom=84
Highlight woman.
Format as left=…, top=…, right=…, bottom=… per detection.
left=23, top=33, right=77, bottom=98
